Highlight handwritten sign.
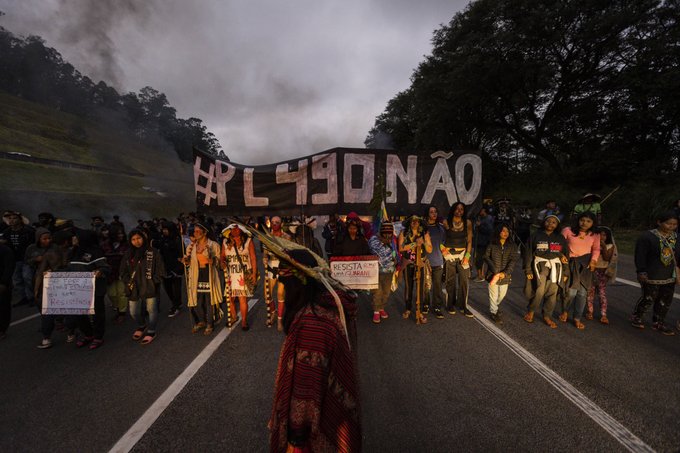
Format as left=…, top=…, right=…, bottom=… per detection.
left=42, top=272, right=96, bottom=315
left=330, top=256, right=379, bottom=290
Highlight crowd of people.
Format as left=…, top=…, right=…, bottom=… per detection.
left=0, top=198, right=679, bottom=452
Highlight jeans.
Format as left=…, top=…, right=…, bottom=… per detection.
left=444, top=259, right=470, bottom=310
left=372, top=272, right=394, bottom=312
left=424, top=266, right=444, bottom=310
left=12, top=261, right=34, bottom=304
left=130, top=297, right=159, bottom=332
left=565, top=287, right=587, bottom=320
left=527, top=267, right=559, bottom=319
left=488, top=283, right=508, bottom=314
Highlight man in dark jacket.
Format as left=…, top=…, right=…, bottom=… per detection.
left=0, top=211, right=35, bottom=307
left=158, top=222, right=184, bottom=317
left=0, top=244, right=16, bottom=339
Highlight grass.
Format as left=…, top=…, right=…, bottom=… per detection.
left=0, top=91, right=196, bottom=221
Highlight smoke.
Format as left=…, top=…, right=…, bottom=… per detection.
left=53, top=0, right=154, bottom=89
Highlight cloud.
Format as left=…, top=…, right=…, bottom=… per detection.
left=0, top=0, right=467, bottom=163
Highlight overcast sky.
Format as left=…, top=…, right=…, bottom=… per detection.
left=0, top=0, right=468, bottom=164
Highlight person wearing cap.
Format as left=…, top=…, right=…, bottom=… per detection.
left=523, top=214, right=569, bottom=328
left=368, top=221, right=398, bottom=323
left=442, top=202, right=474, bottom=317
left=0, top=211, right=35, bottom=307
left=264, top=216, right=290, bottom=331
left=221, top=224, right=258, bottom=331
left=398, top=214, right=433, bottom=322
left=333, top=218, right=370, bottom=257
left=572, top=193, right=602, bottom=224
left=269, top=249, right=361, bottom=453
left=183, top=223, right=223, bottom=335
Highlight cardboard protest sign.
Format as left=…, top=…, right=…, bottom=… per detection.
left=42, top=272, right=96, bottom=315
left=330, top=255, right=379, bottom=290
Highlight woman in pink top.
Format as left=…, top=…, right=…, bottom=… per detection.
left=560, top=212, right=600, bottom=330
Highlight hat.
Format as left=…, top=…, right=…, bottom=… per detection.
left=194, top=222, right=209, bottom=233
left=221, top=223, right=251, bottom=238
left=3, top=210, right=29, bottom=225
left=380, top=221, right=394, bottom=233
left=54, top=218, right=73, bottom=228
left=579, top=193, right=601, bottom=202
left=543, top=214, right=561, bottom=224
left=496, top=197, right=511, bottom=204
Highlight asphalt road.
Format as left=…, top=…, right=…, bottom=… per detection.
left=1, top=253, right=679, bottom=453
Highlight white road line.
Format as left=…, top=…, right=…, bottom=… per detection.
left=469, top=306, right=655, bottom=453
left=616, top=278, right=680, bottom=300
left=108, top=298, right=259, bottom=453
left=9, top=312, right=40, bottom=327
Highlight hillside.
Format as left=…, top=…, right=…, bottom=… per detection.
left=0, top=91, right=195, bottom=224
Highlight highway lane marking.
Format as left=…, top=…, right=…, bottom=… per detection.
left=108, top=298, right=259, bottom=453
left=616, top=277, right=680, bottom=300
left=469, top=305, right=655, bottom=453
left=9, top=312, right=40, bottom=327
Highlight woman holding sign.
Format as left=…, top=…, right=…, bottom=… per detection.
left=120, top=230, right=165, bottom=345
left=221, top=224, right=258, bottom=331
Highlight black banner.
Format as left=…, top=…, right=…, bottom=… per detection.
left=193, top=147, right=482, bottom=217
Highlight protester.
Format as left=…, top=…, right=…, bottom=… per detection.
left=443, top=202, right=474, bottom=317
left=334, top=218, right=370, bottom=256
left=536, top=200, right=564, bottom=223
left=424, top=206, right=446, bottom=318
left=264, top=216, right=289, bottom=331
left=183, top=223, right=223, bottom=335
left=221, top=224, right=257, bottom=331
left=398, top=215, right=432, bottom=322
left=65, top=231, right=110, bottom=349
left=269, top=248, right=361, bottom=453
left=293, top=223, right=323, bottom=257
left=0, top=243, right=15, bottom=340
left=101, top=229, right=130, bottom=324
left=120, top=230, right=165, bottom=344
left=368, top=221, right=398, bottom=323
left=560, top=212, right=600, bottom=330
left=493, top=198, right=515, bottom=231
left=573, top=193, right=602, bottom=223
left=523, top=215, right=569, bottom=328
left=586, top=226, right=617, bottom=324
left=484, top=224, right=518, bottom=324
left=0, top=211, right=35, bottom=307
left=322, top=213, right=344, bottom=260
left=35, top=231, right=69, bottom=348
left=630, top=211, right=680, bottom=335
left=158, top=221, right=184, bottom=318
left=472, top=206, right=493, bottom=282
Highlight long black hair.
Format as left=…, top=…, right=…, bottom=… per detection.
left=447, top=202, right=468, bottom=226
left=570, top=211, right=597, bottom=235
left=491, top=223, right=512, bottom=245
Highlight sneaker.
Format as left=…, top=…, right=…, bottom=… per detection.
left=372, top=312, right=381, bottom=324
left=76, top=336, right=94, bottom=348
left=37, top=338, right=53, bottom=349
left=422, top=305, right=430, bottom=315
left=168, top=308, right=181, bottom=318
left=379, top=310, right=389, bottom=319
left=474, top=278, right=486, bottom=283
left=447, top=306, right=457, bottom=315
left=463, top=308, right=474, bottom=318
left=434, top=309, right=444, bottom=319
left=490, top=312, right=502, bottom=324
left=631, top=317, right=645, bottom=329
left=66, top=334, right=76, bottom=343
left=652, top=322, right=676, bottom=336
left=89, top=339, right=104, bottom=349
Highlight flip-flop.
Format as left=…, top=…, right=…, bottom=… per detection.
left=132, top=329, right=145, bottom=341
left=141, top=333, right=156, bottom=345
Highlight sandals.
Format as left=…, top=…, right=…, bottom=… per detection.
left=585, top=312, right=594, bottom=321
left=558, top=312, right=568, bottom=323
left=141, top=333, right=156, bottom=345
left=574, top=320, right=585, bottom=330
left=543, top=317, right=557, bottom=329
left=523, top=312, right=534, bottom=323
left=204, top=326, right=214, bottom=336
left=132, top=328, right=145, bottom=341
left=89, top=339, right=104, bottom=350
left=75, top=336, right=93, bottom=348
left=192, top=322, right=206, bottom=333
left=600, top=316, right=609, bottom=325
left=402, top=310, right=411, bottom=320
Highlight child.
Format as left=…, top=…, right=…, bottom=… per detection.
left=586, top=227, right=617, bottom=324
left=484, top=224, right=518, bottom=324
